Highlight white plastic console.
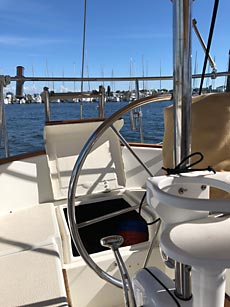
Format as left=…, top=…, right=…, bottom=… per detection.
left=146, top=171, right=230, bottom=307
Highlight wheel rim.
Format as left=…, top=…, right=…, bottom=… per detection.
left=67, top=93, right=172, bottom=288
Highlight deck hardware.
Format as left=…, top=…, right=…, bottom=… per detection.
left=178, top=187, right=187, bottom=195
left=161, top=249, right=175, bottom=269
left=104, top=180, right=109, bottom=189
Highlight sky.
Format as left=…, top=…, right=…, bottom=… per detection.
left=0, top=0, right=230, bottom=94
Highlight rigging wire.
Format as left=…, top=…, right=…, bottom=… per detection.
left=199, top=0, right=219, bottom=95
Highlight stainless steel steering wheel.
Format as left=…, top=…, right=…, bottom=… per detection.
left=67, top=93, right=172, bottom=288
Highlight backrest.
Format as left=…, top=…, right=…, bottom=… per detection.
left=163, top=93, right=230, bottom=198
left=44, top=118, right=126, bottom=200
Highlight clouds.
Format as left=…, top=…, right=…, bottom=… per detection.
left=0, top=1, right=50, bottom=13
left=0, top=35, right=69, bottom=47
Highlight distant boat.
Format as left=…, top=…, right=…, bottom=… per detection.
left=4, top=98, right=10, bottom=104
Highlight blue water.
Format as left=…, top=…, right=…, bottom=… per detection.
left=1, top=100, right=172, bottom=157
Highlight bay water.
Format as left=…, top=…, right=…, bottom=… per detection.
left=1, top=100, right=172, bottom=158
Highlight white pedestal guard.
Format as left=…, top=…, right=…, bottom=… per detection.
left=133, top=267, right=193, bottom=307
left=146, top=173, right=210, bottom=225
left=146, top=171, right=230, bottom=307
left=146, top=171, right=230, bottom=224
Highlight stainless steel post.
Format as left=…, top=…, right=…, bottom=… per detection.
left=15, top=66, right=25, bottom=98
left=2, top=104, right=9, bottom=157
left=0, top=78, right=4, bottom=147
left=175, top=262, right=192, bottom=300
left=173, top=0, right=192, bottom=165
left=172, top=0, right=193, bottom=300
left=98, top=85, right=105, bottom=118
left=0, top=78, right=4, bottom=155
left=43, top=87, right=51, bottom=122
left=135, top=79, right=144, bottom=143
left=0, top=76, right=10, bottom=158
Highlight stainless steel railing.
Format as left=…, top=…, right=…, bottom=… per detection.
left=41, top=86, right=106, bottom=122
left=1, top=67, right=230, bottom=158
left=0, top=76, right=10, bottom=158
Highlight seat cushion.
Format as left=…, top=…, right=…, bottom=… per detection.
left=0, top=242, right=68, bottom=307
left=0, top=203, right=62, bottom=259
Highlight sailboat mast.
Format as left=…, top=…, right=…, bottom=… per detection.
left=45, top=58, right=50, bottom=89
left=159, top=61, right=162, bottom=91
left=80, top=0, right=87, bottom=119
left=172, top=0, right=193, bottom=301
left=172, top=0, right=192, bottom=166
left=142, top=55, right=145, bottom=90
